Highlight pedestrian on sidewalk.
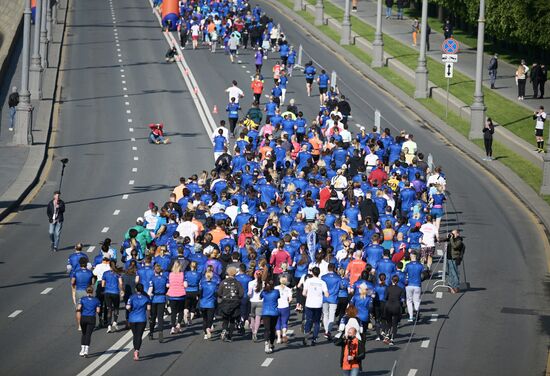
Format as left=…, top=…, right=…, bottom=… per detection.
left=385, top=0, right=393, bottom=19
left=446, top=229, right=465, bottom=294
left=443, top=20, right=453, bottom=39
left=515, top=59, right=529, bottom=100
left=8, top=87, right=19, bottom=131
left=47, top=190, right=65, bottom=252
left=488, top=54, right=498, bottom=89
left=533, top=105, right=547, bottom=153
left=396, top=0, right=405, bottom=20
left=482, top=118, right=494, bottom=160
left=411, top=19, right=419, bottom=46
left=538, top=63, right=547, bottom=99
left=530, top=62, right=542, bottom=99
left=352, top=0, right=358, bottom=12
left=425, top=23, right=431, bottom=51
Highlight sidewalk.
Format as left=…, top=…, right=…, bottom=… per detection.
left=0, top=2, right=68, bottom=220
left=330, top=0, right=549, bottom=110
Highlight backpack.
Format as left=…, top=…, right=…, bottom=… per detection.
left=222, top=279, right=240, bottom=300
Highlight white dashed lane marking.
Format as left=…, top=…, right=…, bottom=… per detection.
left=125, top=101, right=130, bottom=105
left=113, top=210, right=120, bottom=216
left=8, top=310, right=22, bottom=318
left=126, top=110, right=131, bottom=114
left=133, top=156, right=139, bottom=161
left=101, top=227, right=109, bottom=233
left=129, top=180, right=135, bottom=185
left=127, top=118, right=132, bottom=122
left=122, top=194, right=129, bottom=200
left=41, top=287, right=53, bottom=295
left=421, top=340, right=430, bottom=348
left=430, top=314, right=438, bottom=322
left=87, top=246, right=96, bottom=253
left=407, top=370, right=418, bottom=376
left=261, top=358, right=273, bottom=367
left=132, top=168, right=137, bottom=172
left=436, top=292, right=443, bottom=299
left=130, top=137, right=136, bottom=141
left=132, top=146, right=137, bottom=151
left=129, top=127, right=134, bottom=132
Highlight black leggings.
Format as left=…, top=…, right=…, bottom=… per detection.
left=518, top=78, right=526, bottom=97
left=104, top=293, right=120, bottom=324
left=80, top=316, right=95, bottom=345
left=150, top=302, right=165, bottom=333
left=484, top=137, right=493, bottom=157
left=130, top=322, right=146, bottom=350
left=202, top=308, right=216, bottom=334
left=263, top=315, right=278, bottom=345
left=169, top=299, right=185, bottom=327
left=335, top=297, right=349, bottom=322
left=384, top=305, right=401, bottom=339
left=374, top=301, right=385, bottom=337
left=185, top=291, right=199, bottom=313
left=229, top=118, right=238, bottom=133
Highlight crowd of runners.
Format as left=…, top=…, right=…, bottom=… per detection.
left=70, top=1, right=456, bottom=372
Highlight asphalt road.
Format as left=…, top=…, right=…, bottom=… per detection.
left=0, top=0, right=548, bottom=375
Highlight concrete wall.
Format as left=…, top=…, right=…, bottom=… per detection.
left=0, top=0, right=25, bottom=84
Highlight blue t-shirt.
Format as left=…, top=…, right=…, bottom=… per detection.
left=128, top=293, right=150, bottom=323
left=350, top=295, right=372, bottom=323
left=214, top=135, right=227, bottom=152
left=150, top=274, right=168, bottom=303
left=137, top=266, right=154, bottom=293
left=68, top=252, right=88, bottom=271
left=74, top=268, right=93, bottom=291
left=304, top=65, right=316, bottom=79
left=185, top=270, right=201, bottom=292
left=318, top=73, right=330, bottom=88
left=404, top=261, right=423, bottom=287
left=102, top=270, right=121, bottom=294
left=226, top=103, right=240, bottom=118
left=260, top=290, right=280, bottom=316
left=321, top=272, right=341, bottom=304
left=363, top=244, right=384, bottom=267
left=79, top=296, right=101, bottom=317
left=199, top=280, right=218, bottom=309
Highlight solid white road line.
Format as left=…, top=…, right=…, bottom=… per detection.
left=87, top=246, right=96, bottom=253
left=122, top=194, right=129, bottom=200
left=421, top=340, right=430, bottom=348
left=261, top=358, right=273, bottom=367
left=41, top=287, right=53, bottom=295
left=101, top=227, right=109, bottom=233
left=430, top=314, right=438, bottom=322
left=8, top=310, right=22, bottom=318
left=436, top=292, right=443, bottom=299
left=128, top=180, right=134, bottom=185
left=76, top=331, right=135, bottom=376
left=407, top=369, right=418, bottom=376
left=112, top=210, right=120, bottom=216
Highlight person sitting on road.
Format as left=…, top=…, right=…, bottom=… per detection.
left=149, top=123, right=170, bottom=144
left=165, top=46, right=177, bottom=63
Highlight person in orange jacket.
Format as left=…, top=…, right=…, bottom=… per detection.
left=251, top=75, right=264, bottom=104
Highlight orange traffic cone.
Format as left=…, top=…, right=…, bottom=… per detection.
left=213, top=105, right=218, bottom=114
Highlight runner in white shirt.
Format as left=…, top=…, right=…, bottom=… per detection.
left=226, top=80, right=244, bottom=103
left=302, top=267, right=329, bottom=345
left=176, top=214, right=199, bottom=245
left=365, top=152, right=379, bottom=172
left=275, top=276, right=293, bottom=343
left=420, top=215, right=438, bottom=269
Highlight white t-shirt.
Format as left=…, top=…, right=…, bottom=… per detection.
left=225, top=205, right=239, bottom=223
left=275, top=285, right=292, bottom=308
left=420, top=223, right=437, bottom=247
left=535, top=112, right=547, bottom=130
left=340, top=129, right=352, bottom=143
left=176, top=221, right=199, bottom=245
left=248, top=280, right=263, bottom=302
left=93, top=263, right=110, bottom=281
left=190, top=24, right=200, bottom=36
left=226, top=86, right=244, bottom=103
left=427, top=173, right=447, bottom=188
left=303, top=276, right=328, bottom=308
left=402, top=140, right=417, bottom=155
left=365, top=153, right=379, bottom=167
left=144, top=210, right=159, bottom=230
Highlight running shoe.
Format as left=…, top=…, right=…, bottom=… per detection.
left=383, top=336, right=391, bottom=344
left=375, top=336, right=381, bottom=341
left=264, top=342, right=271, bottom=353
left=407, top=318, right=414, bottom=322
left=170, top=327, right=177, bottom=335
left=133, top=350, right=139, bottom=361
left=311, top=339, right=317, bottom=346
left=206, top=329, right=212, bottom=339
left=84, top=346, right=89, bottom=357
left=79, top=347, right=85, bottom=357
left=252, top=333, right=257, bottom=342
left=221, top=329, right=227, bottom=342
left=106, top=325, right=112, bottom=333
left=112, top=322, right=118, bottom=332
left=204, top=334, right=208, bottom=340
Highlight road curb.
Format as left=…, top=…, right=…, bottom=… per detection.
left=263, top=0, right=550, bottom=237
left=0, top=0, right=70, bottom=222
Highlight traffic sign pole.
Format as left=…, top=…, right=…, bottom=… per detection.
left=446, top=77, right=450, bottom=119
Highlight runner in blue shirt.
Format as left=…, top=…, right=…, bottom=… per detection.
left=271, top=83, right=282, bottom=107
left=350, top=283, right=373, bottom=338
left=213, top=128, right=227, bottom=162
left=199, top=271, right=218, bottom=339
left=226, top=97, right=241, bottom=134
left=72, top=257, right=94, bottom=327
left=101, top=262, right=123, bottom=333
left=76, top=286, right=101, bottom=357
left=260, top=280, right=280, bottom=353
left=184, top=261, right=201, bottom=325
left=321, top=263, right=341, bottom=339
left=317, top=69, right=330, bottom=105
left=136, top=256, right=154, bottom=296
left=304, top=61, right=316, bottom=96
left=126, top=283, right=151, bottom=361
left=148, top=264, right=169, bottom=341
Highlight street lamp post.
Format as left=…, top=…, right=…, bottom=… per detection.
left=340, top=0, right=352, bottom=45
left=46, top=0, right=52, bottom=42
left=414, top=0, right=429, bottom=98
left=315, top=0, right=324, bottom=26
left=372, top=0, right=384, bottom=67
left=52, top=0, right=58, bottom=24
left=542, top=153, right=550, bottom=195
left=469, top=0, right=486, bottom=140
left=15, top=0, right=33, bottom=146
left=29, top=0, right=43, bottom=99
left=40, top=0, right=48, bottom=68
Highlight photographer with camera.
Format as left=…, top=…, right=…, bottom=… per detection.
left=335, top=327, right=365, bottom=376
left=446, top=229, right=465, bottom=293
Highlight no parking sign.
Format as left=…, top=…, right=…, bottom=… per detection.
left=441, top=38, right=459, bottom=54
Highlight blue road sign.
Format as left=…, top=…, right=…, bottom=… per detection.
left=441, top=38, right=459, bottom=54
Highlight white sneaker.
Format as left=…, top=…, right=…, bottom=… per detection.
left=204, top=334, right=208, bottom=340
left=170, top=327, right=176, bottom=335
left=112, top=322, right=118, bottom=332
left=206, top=329, right=212, bottom=339
left=107, top=325, right=112, bottom=333
left=264, top=341, right=271, bottom=353
left=84, top=346, right=89, bottom=357
left=79, top=346, right=85, bottom=357
left=8, top=127, right=13, bottom=131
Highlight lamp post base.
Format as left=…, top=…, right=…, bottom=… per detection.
left=469, top=101, right=486, bottom=140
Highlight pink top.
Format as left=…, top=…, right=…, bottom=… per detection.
left=167, top=271, right=186, bottom=298
left=270, top=249, right=292, bottom=275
